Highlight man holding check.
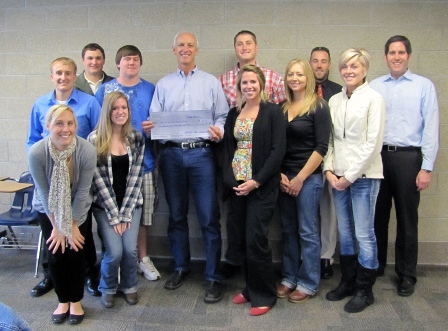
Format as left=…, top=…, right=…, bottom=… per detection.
left=145, top=32, right=228, bottom=303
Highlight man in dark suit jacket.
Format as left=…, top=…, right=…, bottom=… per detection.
left=310, top=46, right=342, bottom=280
left=75, top=43, right=114, bottom=96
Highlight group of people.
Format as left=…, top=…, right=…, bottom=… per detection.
left=24, top=30, right=438, bottom=324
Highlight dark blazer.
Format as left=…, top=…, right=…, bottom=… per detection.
left=315, top=78, right=342, bottom=102
left=222, top=101, right=286, bottom=200
left=74, top=71, right=114, bottom=96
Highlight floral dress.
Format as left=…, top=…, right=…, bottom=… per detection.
left=232, top=118, right=255, bottom=181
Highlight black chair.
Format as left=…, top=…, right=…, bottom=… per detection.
left=0, top=171, right=42, bottom=277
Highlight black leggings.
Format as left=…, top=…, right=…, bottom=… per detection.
left=38, top=213, right=87, bottom=303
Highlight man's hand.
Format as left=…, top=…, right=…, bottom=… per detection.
left=142, top=120, right=155, bottom=136
left=416, top=170, right=432, bottom=191
left=208, top=125, right=223, bottom=142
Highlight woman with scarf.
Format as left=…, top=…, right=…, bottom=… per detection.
left=28, top=104, right=96, bottom=324
left=88, top=91, right=144, bottom=308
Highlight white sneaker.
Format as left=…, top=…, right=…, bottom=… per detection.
left=138, top=256, right=161, bottom=281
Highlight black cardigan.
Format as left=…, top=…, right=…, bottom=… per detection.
left=222, top=101, right=286, bottom=200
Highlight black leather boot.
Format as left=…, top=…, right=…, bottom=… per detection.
left=326, top=254, right=357, bottom=301
left=344, top=264, right=377, bottom=313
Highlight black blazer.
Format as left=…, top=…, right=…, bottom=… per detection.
left=222, top=101, right=286, bottom=200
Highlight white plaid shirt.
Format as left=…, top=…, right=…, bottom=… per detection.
left=88, top=128, right=144, bottom=225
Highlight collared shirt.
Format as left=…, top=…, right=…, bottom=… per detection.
left=88, top=128, right=144, bottom=225
left=27, top=88, right=101, bottom=149
left=219, top=61, right=286, bottom=108
left=150, top=66, right=229, bottom=143
left=84, top=72, right=104, bottom=95
left=370, top=70, right=439, bottom=170
left=95, top=78, right=156, bottom=173
left=315, top=78, right=342, bottom=102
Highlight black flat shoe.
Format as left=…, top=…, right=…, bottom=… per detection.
left=69, top=313, right=85, bottom=325
left=397, top=276, right=415, bottom=297
left=52, top=310, right=69, bottom=324
left=204, top=281, right=223, bottom=303
left=164, top=270, right=191, bottom=290
left=31, top=277, right=54, bottom=297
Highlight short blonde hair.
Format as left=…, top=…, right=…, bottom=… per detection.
left=45, top=104, right=77, bottom=130
left=50, top=57, right=77, bottom=74
left=338, top=48, right=371, bottom=74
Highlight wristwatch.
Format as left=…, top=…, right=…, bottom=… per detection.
left=423, top=169, right=432, bottom=173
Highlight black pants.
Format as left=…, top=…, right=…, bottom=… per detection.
left=38, top=213, right=87, bottom=303
left=374, top=149, right=421, bottom=282
left=227, top=188, right=277, bottom=308
left=41, top=208, right=97, bottom=279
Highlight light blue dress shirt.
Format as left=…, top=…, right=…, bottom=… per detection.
left=370, top=70, right=439, bottom=171
left=150, top=67, right=229, bottom=143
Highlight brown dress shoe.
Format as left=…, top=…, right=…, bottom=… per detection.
left=276, top=284, right=292, bottom=298
left=288, top=289, right=310, bottom=303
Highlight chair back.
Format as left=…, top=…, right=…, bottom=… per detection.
left=2, top=171, right=38, bottom=222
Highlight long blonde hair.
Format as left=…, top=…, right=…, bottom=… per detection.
left=282, top=58, right=325, bottom=117
left=95, top=91, right=132, bottom=164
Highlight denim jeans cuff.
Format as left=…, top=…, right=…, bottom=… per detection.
left=281, top=280, right=295, bottom=289
left=120, top=286, right=138, bottom=294
left=295, top=284, right=316, bottom=296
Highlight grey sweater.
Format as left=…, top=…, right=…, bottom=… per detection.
left=28, top=136, right=97, bottom=225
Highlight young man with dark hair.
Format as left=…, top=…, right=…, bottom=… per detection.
left=95, top=46, right=160, bottom=307
left=75, top=43, right=114, bottom=96
left=370, top=35, right=439, bottom=297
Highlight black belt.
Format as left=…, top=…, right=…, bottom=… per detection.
left=382, top=145, right=421, bottom=152
left=163, top=141, right=211, bottom=149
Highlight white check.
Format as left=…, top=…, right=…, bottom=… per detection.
left=150, top=110, right=213, bottom=140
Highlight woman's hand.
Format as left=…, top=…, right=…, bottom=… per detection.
left=326, top=171, right=339, bottom=190
left=334, top=177, right=351, bottom=191
left=280, top=173, right=289, bottom=192
left=113, top=223, right=129, bottom=236
left=287, top=176, right=304, bottom=197
left=47, top=227, right=66, bottom=254
left=233, top=179, right=258, bottom=196
left=69, top=223, right=85, bottom=252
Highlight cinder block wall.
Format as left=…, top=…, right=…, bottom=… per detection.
left=1, top=0, right=447, bottom=265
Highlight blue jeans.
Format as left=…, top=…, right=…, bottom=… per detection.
left=278, top=173, right=323, bottom=295
left=332, top=178, right=380, bottom=269
left=93, top=205, right=141, bottom=294
left=0, top=302, right=31, bottom=331
left=159, top=146, right=222, bottom=281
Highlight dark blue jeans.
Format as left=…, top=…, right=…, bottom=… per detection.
left=159, top=146, right=221, bottom=281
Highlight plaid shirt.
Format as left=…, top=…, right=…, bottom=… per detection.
left=88, top=128, right=144, bottom=225
left=219, top=62, right=286, bottom=108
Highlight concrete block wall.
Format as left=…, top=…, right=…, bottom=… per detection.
left=1, top=0, right=447, bottom=265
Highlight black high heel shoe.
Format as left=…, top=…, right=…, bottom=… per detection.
left=52, top=310, right=69, bottom=324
